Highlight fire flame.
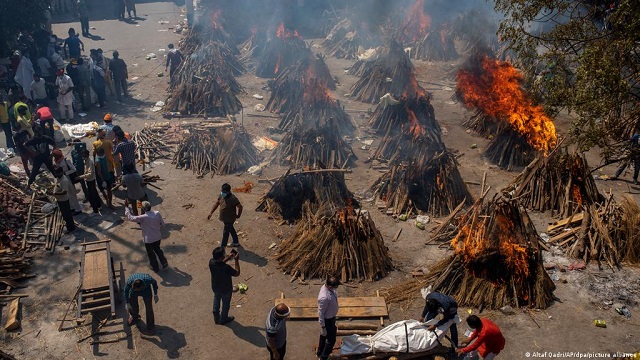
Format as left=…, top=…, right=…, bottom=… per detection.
left=276, top=22, right=301, bottom=39
left=210, top=9, right=222, bottom=29
left=400, top=0, right=431, bottom=42
left=456, top=54, right=557, bottom=153
left=406, top=108, right=425, bottom=138
left=302, top=78, right=335, bottom=105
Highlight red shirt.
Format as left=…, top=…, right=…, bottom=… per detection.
left=460, top=318, right=505, bottom=357
left=36, top=107, right=53, bottom=120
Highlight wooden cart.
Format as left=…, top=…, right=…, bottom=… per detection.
left=77, top=240, right=120, bottom=320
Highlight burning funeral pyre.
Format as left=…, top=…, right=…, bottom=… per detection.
left=276, top=202, right=393, bottom=282
left=256, top=170, right=357, bottom=223
left=165, top=41, right=245, bottom=116
left=456, top=48, right=557, bottom=170
left=351, top=40, right=421, bottom=104
left=385, top=195, right=555, bottom=309
left=322, top=17, right=382, bottom=60
left=505, top=149, right=604, bottom=218
left=172, top=123, right=258, bottom=178
left=396, top=0, right=458, bottom=61
left=255, top=23, right=311, bottom=78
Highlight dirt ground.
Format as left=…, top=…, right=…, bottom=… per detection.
left=2, top=1, right=640, bottom=359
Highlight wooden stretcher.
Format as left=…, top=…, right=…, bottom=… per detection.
left=77, top=240, right=119, bottom=320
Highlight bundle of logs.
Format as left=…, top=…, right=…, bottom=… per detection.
left=256, top=24, right=311, bottom=78
left=276, top=202, right=393, bottom=282
left=172, top=123, right=259, bottom=177
left=256, top=170, right=357, bottom=222
left=351, top=40, right=422, bottom=104
left=322, top=18, right=382, bottom=59
left=485, top=126, right=537, bottom=170
left=271, top=120, right=356, bottom=169
left=406, top=27, right=458, bottom=61
left=370, top=152, right=472, bottom=217
left=164, top=41, right=245, bottom=116
left=132, top=123, right=177, bottom=171
left=385, top=195, right=555, bottom=309
left=505, top=150, right=604, bottom=218
left=543, top=193, right=640, bottom=268
left=266, top=55, right=336, bottom=114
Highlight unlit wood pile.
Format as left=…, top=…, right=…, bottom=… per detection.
left=384, top=195, right=555, bottom=309
left=410, top=28, right=458, bottom=61
left=370, top=151, right=472, bottom=217
left=276, top=203, right=393, bottom=282
left=616, top=195, right=640, bottom=264
left=256, top=170, right=357, bottom=222
left=256, top=26, right=311, bottom=78
left=172, top=123, right=258, bottom=177
left=165, top=41, right=245, bottom=116
left=485, top=127, right=536, bottom=170
left=271, top=120, right=356, bottom=169
left=132, top=123, right=177, bottom=171
left=266, top=55, right=336, bottom=114
left=351, top=40, right=421, bottom=104
left=322, top=18, right=382, bottom=59
left=505, top=150, right=604, bottom=218
left=369, top=94, right=437, bottom=136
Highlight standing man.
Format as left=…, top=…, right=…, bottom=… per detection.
left=51, top=167, right=76, bottom=233
left=97, top=49, right=114, bottom=97
left=207, top=183, right=243, bottom=248
left=52, top=149, right=82, bottom=214
left=95, top=147, right=115, bottom=209
left=611, top=134, right=640, bottom=185
left=165, top=43, right=183, bottom=85
left=77, top=0, right=90, bottom=37
left=25, top=126, right=56, bottom=186
left=109, top=51, right=128, bottom=103
left=35, top=104, right=55, bottom=138
left=122, top=163, right=146, bottom=215
left=209, top=246, right=240, bottom=325
left=457, top=315, right=506, bottom=360
left=91, top=51, right=107, bottom=109
left=55, top=68, right=74, bottom=122
left=125, top=0, right=137, bottom=18
left=421, top=291, right=459, bottom=348
left=63, top=28, right=84, bottom=59
left=100, top=113, right=116, bottom=141
left=76, top=57, right=91, bottom=111
left=77, top=150, right=101, bottom=213
left=124, top=273, right=158, bottom=334
left=317, top=276, right=340, bottom=360
left=30, top=73, right=48, bottom=106
left=124, top=199, right=167, bottom=272
left=266, top=303, right=290, bottom=360
left=113, top=130, right=136, bottom=172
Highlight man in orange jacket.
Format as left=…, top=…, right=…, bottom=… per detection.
left=457, top=315, right=505, bottom=359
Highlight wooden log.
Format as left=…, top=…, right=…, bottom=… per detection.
left=4, top=298, right=20, bottom=331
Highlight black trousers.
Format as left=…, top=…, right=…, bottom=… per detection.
left=28, top=155, right=56, bottom=185
left=267, top=341, right=286, bottom=360
left=80, top=16, right=90, bottom=35
left=221, top=222, right=238, bottom=247
left=57, top=199, right=76, bottom=232
left=86, top=179, right=102, bottom=212
left=317, top=317, right=337, bottom=359
left=145, top=240, right=167, bottom=272
left=114, top=77, right=128, bottom=101
left=128, top=295, right=154, bottom=328
left=615, top=156, right=640, bottom=181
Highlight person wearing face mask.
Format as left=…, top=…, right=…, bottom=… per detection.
left=55, top=68, right=74, bottom=122
left=317, top=276, right=340, bottom=360
left=207, top=183, right=243, bottom=248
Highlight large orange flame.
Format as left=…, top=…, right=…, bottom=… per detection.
left=457, top=55, right=557, bottom=152
left=400, top=0, right=431, bottom=42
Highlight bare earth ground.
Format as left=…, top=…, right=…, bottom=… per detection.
left=1, top=2, right=640, bottom=359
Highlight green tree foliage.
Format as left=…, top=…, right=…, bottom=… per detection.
left=0, top=0, right=49, bottom=56
left=495, top=0, right=640, bottom=158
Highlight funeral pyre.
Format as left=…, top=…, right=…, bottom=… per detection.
left=322, top=17, right=383, bottom=60
left=275, top=202, right=393, bottom=282
left=172, top=122, right=259, bottom=178
left=396, top=0, right=458, bottom=61
left=385, top=195, right=555, bottom=309
left=255, top=23, right=311, bottom=78
left=256, top=170, right=357, bottom=223
left=456, top=48, right=557, bottom=170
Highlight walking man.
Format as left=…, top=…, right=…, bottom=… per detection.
left=124, top=273, right=158, bottom=334
left=457, top=315, right=506, bottom=359
left=266, top=303, right=290, bottom=360
left=51, top=167, right=76, bottom=233
left=55, top=68, right=74, bottom=122
left=77, top=0, right=90, bottom=37
left=124, top=199, right=167, bottom=272
left=25, top=126, right=56, bottom=186
left=421, top=291, right=459, bottom=348
left=109, top=51, right=128, bottom=103
left=317, top=276, right=340, bottom=360
left=64, top=28, right=84, bottom=59
left=209, top=246, right=240, bottom=325
left=77, top=150, right=101, bottom=213
left=122, top=163, right=146, bottom=215
left=165, top=43, right=183, bottom=85
left=611, top=134, right=640, bottom=185
left=30, top=73, right=48, bottom=106
left=207, top=183, right=243, bottom=247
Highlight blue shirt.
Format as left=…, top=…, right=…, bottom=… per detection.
left=123, top=273, right=158, bottom=300
left=65, top=36, right=81, bottom=57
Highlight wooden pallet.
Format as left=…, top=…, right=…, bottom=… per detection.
left=77, top=240, right=118, bottom=319
left=276, top=292, right=388, bottom=320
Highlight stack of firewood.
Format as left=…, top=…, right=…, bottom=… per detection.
left=255, top=24, right=311, bottom=78
left=369, top=151, right=472, bottom=217
left=384, top=194, right=555, bottom=309
left=505, top=150, right=604, bottom=218
left=368, top=94, right=437, bottom=135
left=132, top=123, right=178, bottom=171
left=256, top=170, right=357, bottom=222
left=322, top=18, right=382, bottom=59
left=172, top=123, right=259, bottom=177
left=408, top=28, right=458, bottom=61
left=271, top=120, right=356, bottom=169
left=485, top=127, right=537, bottom=171
left=276, top=202, right=393, bottom=282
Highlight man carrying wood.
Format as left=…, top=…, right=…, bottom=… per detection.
left=209, top=246, right=240, bottom=325
left=421, top=291, right=459, bottom=348
left=265, top=303, right=290, bottom=360
left=124, top=273, right=158, bottom=335
left=207, top=183, right=243, bottom=248
left=317, top=276, right=340, bottom=360
left=456, top=315, right=505, bottom=359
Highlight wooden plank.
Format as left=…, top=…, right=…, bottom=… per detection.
left=4, top=298, right=20, bottom=331
left=82, top=246, right=109, bottom=290
left=288, top=306, right=388, bottom=319
left=547, top=228, right=578, bottom=244
left=80, top=304, right=112, bottom=315
left=276, top=297, right=386, bottom=308
left=546, top=212, right=584, bottom=232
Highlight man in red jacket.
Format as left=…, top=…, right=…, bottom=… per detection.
left=457, top=315, right=505, bottom=359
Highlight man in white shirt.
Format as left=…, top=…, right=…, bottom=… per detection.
left=124, top=200, right=168, bottom=272
left=77, top=150, right=102, bottom=213
left=55, top=68, right=74, bottom=122
left=30, top=73, right=49, bottom=106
